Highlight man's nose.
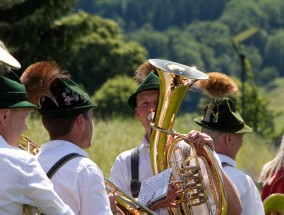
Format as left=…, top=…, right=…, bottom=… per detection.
left=149, top=102, right=157, bottom=111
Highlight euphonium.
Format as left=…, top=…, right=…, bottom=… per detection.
left=148, top=59, right=227, bottom=214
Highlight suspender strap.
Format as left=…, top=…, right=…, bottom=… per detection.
left=130, top=147, right=141, bottom=198
left=47, top=153, right=84, bottom=179
left=221, top=162, right=233, bottom=168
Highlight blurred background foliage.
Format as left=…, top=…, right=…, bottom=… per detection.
left=1, top=0, right=284, bottom=149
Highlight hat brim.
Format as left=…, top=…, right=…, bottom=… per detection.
left=0, top=101, right=37, bottom=109
left=128, top=87, right=159, bottom=110
left=128, top=91, right=139, bottom=110
left=194, top=116, right=253, bottom=134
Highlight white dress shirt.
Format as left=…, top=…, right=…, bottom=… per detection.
left=218, top=154, right=265, bottom=215
left=36, top=140, right=112, bottom=215
left=110, top=136, right=221, bottom=215
left=0, top=135, right=74, bottom=215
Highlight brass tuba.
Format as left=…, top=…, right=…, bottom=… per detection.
left=148, top=59, right=227, bottom=214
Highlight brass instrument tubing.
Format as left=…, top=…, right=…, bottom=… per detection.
left=104, top=177, right=158, bottom=215
left=151, top=123, right=219, bottom=214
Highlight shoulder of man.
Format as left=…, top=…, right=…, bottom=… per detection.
left=73, top=156, right=105, bottom=176
left=115, top=147, right=138, bottom=161
left=1, top=146, right=36, bottom=164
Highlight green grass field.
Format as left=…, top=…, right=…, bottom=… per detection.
left=23, top=78, right=284, bottom=182
left=24, top=113, right=276, bottom=182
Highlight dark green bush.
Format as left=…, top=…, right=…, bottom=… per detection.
left=92, top=75, right=138, bottom=118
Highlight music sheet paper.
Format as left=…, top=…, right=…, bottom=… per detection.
left=138, top=168, right=172, bottom=206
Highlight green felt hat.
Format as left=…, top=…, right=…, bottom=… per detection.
left=39, top=78, right=96, bottom=116
left=194, top=97, right=252, bottom=134
left=0, top=72, right=37, bottom=109
left=21, top=61, right=96, bottom=117
left=39, top=79, right=97, bottom=117
left=128, top=71, right=159, bottom=110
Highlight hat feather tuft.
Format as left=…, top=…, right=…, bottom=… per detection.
left=134, top=61, right=156, bottom=83
left=194, top=72, right=239, bottom=99
left=20, top=61, right=70, bottom=106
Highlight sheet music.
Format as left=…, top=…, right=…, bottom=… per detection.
left=138, top=168, right=172, bottom=206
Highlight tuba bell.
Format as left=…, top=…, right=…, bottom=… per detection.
left=148, top=59, right=227, bottom=214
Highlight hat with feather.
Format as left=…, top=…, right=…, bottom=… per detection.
left=20, top=61, right=96, bottom=117
left=128, top=61, right=159, bottom=110
left=0, top=42, right=36, bottom=109
left=194, top=72, right=252, bottom=133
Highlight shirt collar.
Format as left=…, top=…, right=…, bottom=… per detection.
left=218, top=153, right=236, bottom=167
left=40, top=140, right=88, bottom=157
left=141, top=135, right=149, bottom=148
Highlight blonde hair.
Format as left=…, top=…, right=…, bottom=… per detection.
left=259, top=135, right=284, bottom=185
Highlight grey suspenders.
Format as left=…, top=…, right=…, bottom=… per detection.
left=130, top=147, right=141, bottom=198
left=46, top=153, right=84, bottom=179
left=39, top=153, right=84, bottom=215
left=221, top=162, right=233, bottom=168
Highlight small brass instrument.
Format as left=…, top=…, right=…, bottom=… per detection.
left=263, top=193, right=284, bottom=215
left=19, top=136, right=153, bottom=214
left=18, top=135, right=43, bottom=215
left=19, top=135, right=41, bottom=155
left=148, top=59, right=227, bottom=214
left=105, top=177, right=157, bottom=215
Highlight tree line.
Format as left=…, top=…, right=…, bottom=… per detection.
left=0, top=0, right=283, bottom=139
left=77, top=0, right=284, bottom=84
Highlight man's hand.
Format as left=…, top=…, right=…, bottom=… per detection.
left=149, top=182, right=182, bottom=211
left=186, top=130, right=214, bottom=150
left=108, top=192, right=118, bottom=214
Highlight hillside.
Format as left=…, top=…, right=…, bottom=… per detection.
left=75, top=0, right=284, bottom=84
left=262, top=77, right=284, bottom=136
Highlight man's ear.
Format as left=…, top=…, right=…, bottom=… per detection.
left=224, top=134, right=232, bottom=146
left=135, top=108, right=140, bottom=119
left=75, top=113, right=85, bottom=129
left=0, top=109, right=8, bottom=126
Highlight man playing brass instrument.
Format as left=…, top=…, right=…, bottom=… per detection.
left=194, top=72, right=265, bottom=215
left=110, top=62, right=242, bottom=214
left=0, top=41, right=74, bottom=214
left=20, top=61, right=113, bottom=214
